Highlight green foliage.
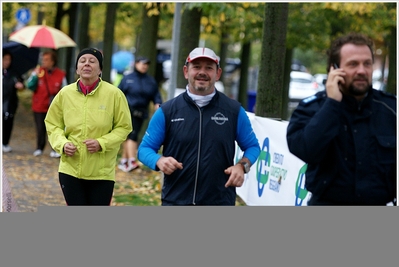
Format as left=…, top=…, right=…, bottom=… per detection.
left=158, top=4, right=175, bottom=40
left=293, top=48, right=327, bottom=74
left=2, top=2, right=396, bottom=76
left=114, top=2, right=142, bottom=49
left=287, top=3, right=331, bottom=51
left=2, top=2, right=16, bottom=22
left=2, top=3, right=57, bottom=35
left=3, top=2, right=396, bottom=51
left=194, top=3, right=265, bottom=44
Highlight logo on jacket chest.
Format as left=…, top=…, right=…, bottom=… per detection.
left=211, top=112, right=228, bottom=125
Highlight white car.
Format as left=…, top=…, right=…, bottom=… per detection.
left=313, top=73, right=328, bottom=91
left=289, top=71, right=320, bottom=102
left=372, top=69, right=388, bottom=91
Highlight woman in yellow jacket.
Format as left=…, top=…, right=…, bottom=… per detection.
left=45, top=48, right=132, bottom=206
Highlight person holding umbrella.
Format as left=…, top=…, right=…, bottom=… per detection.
left=44, top=48, right=132, bottom=206
left=27, top=50, right=67, bottom=158
left=2, top=49, right=25, bottom=153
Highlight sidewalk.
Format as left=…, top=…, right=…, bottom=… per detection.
left=2, top=90, right=64, bottom=211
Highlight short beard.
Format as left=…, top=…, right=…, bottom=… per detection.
left=193, top=84, right=210, bottom=92
left=348, top=83, right=371, bottom=96
left=191, top=74, right=212, bottom=92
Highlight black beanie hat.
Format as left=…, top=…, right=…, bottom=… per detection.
left=135, top=56, right=150, bottom=64
left=76, top=48, right=103, bottom=70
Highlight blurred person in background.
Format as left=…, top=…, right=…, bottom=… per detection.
left=117, top=56, right=162, bottom=172
left=27, top=50, right=67, bottom=158
left=2, top=50, right=25, bottom=153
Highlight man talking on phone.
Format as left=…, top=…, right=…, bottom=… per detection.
left=286, top=32, right=396, bottom=206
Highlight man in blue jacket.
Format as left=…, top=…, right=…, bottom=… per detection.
left=286, top=33, right=396, bottom=206
left=138, top=47, right=260, bottom=205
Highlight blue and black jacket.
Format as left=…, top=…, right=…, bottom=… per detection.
left=138, top=89, right=260, bottom=205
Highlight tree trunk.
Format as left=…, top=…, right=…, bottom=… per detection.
left=176, top=5, right=202, bottom=89
left=54, top=3, right=68, bottom=79
left=66, top=3, right=78, bottom=83
left=255, top=3, right=289, bottom=119
left=133, top=4, right=162, bottom=144
left=37, top=4, right=45, bottom=25
left=136, top=3, right=160, bottom=78
left=54, top=3, right=65, bottom=30
left=282, top=47, right=293, bottom=120
left=386, top=26, right=396, bottom=95
left=102, top=3, right=119, bottom=83
left=78, top=3, right=91, bottom=49
left=238, top=41, right=251, bottom=110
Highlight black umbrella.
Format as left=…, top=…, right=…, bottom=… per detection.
left=2, top=41, right=40, bottom=76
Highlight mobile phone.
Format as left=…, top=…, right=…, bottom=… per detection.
left=333, top=63, right=342, bottom=87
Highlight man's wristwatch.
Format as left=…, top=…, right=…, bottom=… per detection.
left=239, top=161, right=250, bottom=173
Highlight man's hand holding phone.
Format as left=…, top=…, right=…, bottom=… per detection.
left=326, top=64, right=346, bottom=102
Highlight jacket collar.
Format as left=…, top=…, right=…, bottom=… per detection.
left=341, top=86, right=373, bottom=113
left=77, top=78, right=101, bottom=95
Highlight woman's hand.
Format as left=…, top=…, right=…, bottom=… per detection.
left=83, top=139, right=101, bottom=154
left=64, top=142, right=77, bottom=156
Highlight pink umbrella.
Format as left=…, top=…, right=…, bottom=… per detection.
left=9, top=25, right=77, bottom=49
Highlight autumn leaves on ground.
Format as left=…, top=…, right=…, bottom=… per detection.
left=3, top=90, right=162, bottom=212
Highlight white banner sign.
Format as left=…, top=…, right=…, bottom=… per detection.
left=236, top=112, right=312, bottom=206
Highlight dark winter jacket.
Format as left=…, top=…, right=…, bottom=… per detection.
left=3, top=68, right=22, bottom=116
left=118, top=70, right=162, bottom=119
left=287, top=88, right=397, bottom=205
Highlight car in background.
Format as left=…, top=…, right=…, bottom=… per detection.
left=313, top=73, right=327, bottom=91
left=372, top=69, right=388, bottom=91
left=289, top=71, right=320, bottom=102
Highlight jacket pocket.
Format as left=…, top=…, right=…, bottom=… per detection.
left=376, top=135, right=396, bottom=164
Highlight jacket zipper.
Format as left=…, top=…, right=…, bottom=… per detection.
left=192, top=103, right=202, bottom=205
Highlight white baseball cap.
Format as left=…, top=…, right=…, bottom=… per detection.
left=185, top=47, right=220, bottom=66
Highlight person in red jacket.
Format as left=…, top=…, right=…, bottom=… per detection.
left=27, top=50, right=67, bottom=157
